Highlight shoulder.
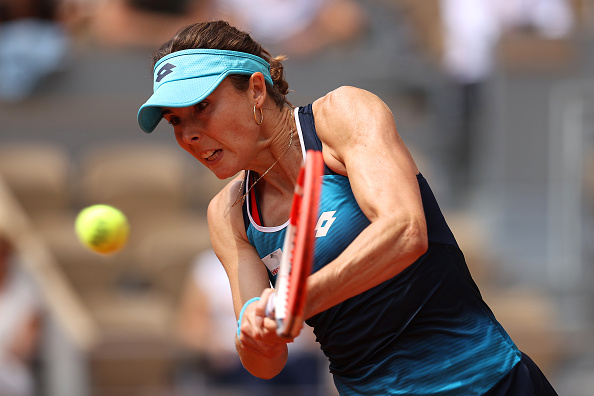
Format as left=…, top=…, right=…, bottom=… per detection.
left=310, top=86, right=397, bottom=174
left=312, top=86, right=394, bottom=140
left=313, top=86, right=389, bottom=117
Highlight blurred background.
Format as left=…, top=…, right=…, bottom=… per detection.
left=0, top=0, right=592, bottom=395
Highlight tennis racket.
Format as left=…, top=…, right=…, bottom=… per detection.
left=266, top=150, right=324, bottom=337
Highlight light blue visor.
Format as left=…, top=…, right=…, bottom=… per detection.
left=137, top=49, right=273, bottom=133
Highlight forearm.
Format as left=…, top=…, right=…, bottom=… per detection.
left=305, top=214, right=427, bottom=318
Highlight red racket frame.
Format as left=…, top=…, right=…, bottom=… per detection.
left=274, top=150, right=324, bottom=337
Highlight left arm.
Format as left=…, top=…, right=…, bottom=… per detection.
left=304, top=86, right=428, bottom=319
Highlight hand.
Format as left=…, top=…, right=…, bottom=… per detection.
left=237, top=289, right=294, bottom=358
left=264, top=288, right=306, bottom=339
left=265, top=288, right=306, bottom=339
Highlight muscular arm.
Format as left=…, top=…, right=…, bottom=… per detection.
left=207, top=179, right=288, bottom=379
left=305, top=86, right=429, bottom=319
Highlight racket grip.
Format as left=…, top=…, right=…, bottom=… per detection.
left=265, top=292, right=276, bottom=318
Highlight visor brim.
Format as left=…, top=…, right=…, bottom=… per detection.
left=137, top=73, right=224, bottom=133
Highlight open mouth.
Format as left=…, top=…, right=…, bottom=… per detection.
left=202, top=149, right=222, bottom=162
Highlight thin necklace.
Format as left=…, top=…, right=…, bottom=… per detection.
left=232, top=129, right=294, bottom=207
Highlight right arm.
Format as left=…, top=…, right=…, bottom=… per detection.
left=207, top=178, right=290, bottom=379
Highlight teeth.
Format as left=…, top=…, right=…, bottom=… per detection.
left=202, top=150, right=216, bottom=159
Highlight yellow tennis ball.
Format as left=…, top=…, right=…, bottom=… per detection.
left=75, top=205, right=129, bottom=254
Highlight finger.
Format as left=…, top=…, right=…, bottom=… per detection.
left=262, top=316, right=284, bottom=336
left=256, top=288, right=275, bottom=317
left=265, top=292, right=276, bottom=318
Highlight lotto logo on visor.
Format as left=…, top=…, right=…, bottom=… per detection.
left=156, top=63, right=176, bottom=82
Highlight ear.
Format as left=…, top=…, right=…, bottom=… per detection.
left=249, top=72, right=268, bottom=107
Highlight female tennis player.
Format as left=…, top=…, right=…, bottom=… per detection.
left=137, top=20, right=557, bottom=396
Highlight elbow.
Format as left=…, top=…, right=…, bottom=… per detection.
left=245, top=363, right=284, bottom=381
left=413, top=235, right=428, bottom=261
left=236, top=338, right=287, bottom=380
left=256, top=371, right=281, bottom=381
left=403, top=217, right=428, bottom=263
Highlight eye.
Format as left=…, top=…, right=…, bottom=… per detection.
left=194, top=101, right=208, bottom=113
left=167, top=116, right=181, bottom=126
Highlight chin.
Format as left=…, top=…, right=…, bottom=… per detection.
left=209, top=167, right=239, bottom=180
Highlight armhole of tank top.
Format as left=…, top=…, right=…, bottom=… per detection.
left=296, top=105, right=340, bottom=176
left=242, top=170, right=290, bottom=233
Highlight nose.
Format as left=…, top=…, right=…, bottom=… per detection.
left=179, top=125, right=202, bottom=144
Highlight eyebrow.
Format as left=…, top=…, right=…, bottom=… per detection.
left=161, top=109, right=172, bottom=116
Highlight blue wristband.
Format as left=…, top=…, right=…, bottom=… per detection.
left=237, top=297, right=261, bottom=339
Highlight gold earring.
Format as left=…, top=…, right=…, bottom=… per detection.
left=254, top=105, right=264, bottom=125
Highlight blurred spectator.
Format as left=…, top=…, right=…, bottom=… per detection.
left=496, top=0, right=574, bottom=38
left=175, top=249, right=329, bottom=395
left=215, top=0, right=367, bottom=57
left=0, top=233, right=42, bottom=396
left=0, top=0, right=69, bottom=101
left=88, top=0, right=214, bottom=48
left=126, top=0, right=194, bottom=15
left=87, top=0, right=364, bottom=53
left=437, top=0, right=574, bottom=193
left=439, top=0, right=573, bottom=85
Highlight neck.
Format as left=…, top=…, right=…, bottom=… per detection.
left=266, top=106, right=296, bottom=157
left=232, top=106, right=300, bottom=207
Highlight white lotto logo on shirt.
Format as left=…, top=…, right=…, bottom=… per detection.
left=315, top=211, right=337, bottom=237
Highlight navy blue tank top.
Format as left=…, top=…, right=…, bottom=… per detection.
left=242, top=105, right=520, bottom=395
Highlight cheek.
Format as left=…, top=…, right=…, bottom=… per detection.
left=215, top=122, right=251, bottom=148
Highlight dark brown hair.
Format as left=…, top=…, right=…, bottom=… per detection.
left=153, top=20, right=290, bottom=108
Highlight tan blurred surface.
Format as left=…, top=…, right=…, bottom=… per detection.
left=1, top=0, right=593, bottom=394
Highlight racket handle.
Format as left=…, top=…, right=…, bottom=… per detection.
left=265, top=292, right=276, bottom=318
